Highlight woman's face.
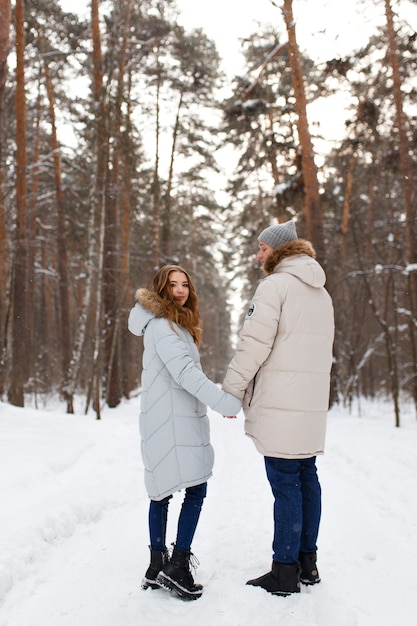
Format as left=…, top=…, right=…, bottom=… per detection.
left=168, top=271, right=189, bottom=306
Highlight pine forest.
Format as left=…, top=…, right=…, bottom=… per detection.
left=0, top=0, right=416, bottom=426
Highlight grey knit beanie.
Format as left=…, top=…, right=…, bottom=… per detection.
left=258, top=220, right=297, bottom=248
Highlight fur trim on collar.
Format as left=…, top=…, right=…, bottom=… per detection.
left=135, top=288, right=168, bottom=318
left=135, top=287, right=202, bottom=345
left=263, top=239, right=316, bottom=275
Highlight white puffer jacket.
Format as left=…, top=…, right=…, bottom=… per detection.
left=223, top=240, right=334, bottom=459
left=128, top=289, right=241, bottom=501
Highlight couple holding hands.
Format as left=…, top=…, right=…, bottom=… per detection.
left=128, top=220, right=334, bottom=601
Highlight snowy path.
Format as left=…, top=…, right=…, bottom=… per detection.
left=1, top=398, right=416, bottom=626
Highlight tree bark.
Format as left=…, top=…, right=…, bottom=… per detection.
left=0, top=0, right=11, bottom=294
left=8, top=0, right=29, bottom=406
left=0, top=0, right=11, bottom=395
left=63, top=0, right=108, bottom=415
left=385, top=0, right=417, bottom=412
left=103, top=0, right=134, bottom=408
left=42, top=44, right=72, bottom=388
left=152, top=52, right=162, bottom=271
left=385, top=0, right=415, bottom=264
left=89, top=0, right=108, bottom=419
left=281, top=0, right=324, bottom=261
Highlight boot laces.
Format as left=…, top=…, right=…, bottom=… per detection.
left=189, top=552, right=200, bottom=572
left=169, top=543, right=200, bottom=572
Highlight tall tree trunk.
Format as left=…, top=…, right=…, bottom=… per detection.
left=104, top=0, right=134, bottom=408
left=8, top=0, right=29, bottom=406
left=26, top=89, right=41, bottom=387
left=0, top=0, right=11, bottom=294
left=62, top=0, right=108, bottom=415
left=89, top=0, right=108, bottom=419
left=120, top=72, right=134, bottom=400
left=152, top=53, right=162, bottom=271
left=42, top=45, right=72, bottom=389
left=385, top=0, right=415, bottom=262
left=0, top=0, right=12, bottom=395
left=384, top=0, right=417, bottom=413
left=281, top=0, right=324, bottom=261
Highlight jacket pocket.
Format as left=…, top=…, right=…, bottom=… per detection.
left=248, top=370, right=259, bottom=407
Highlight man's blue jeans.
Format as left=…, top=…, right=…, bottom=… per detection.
left=264, top=456, right=321, bottom=564
left=148, top=482, right=207, bottom=553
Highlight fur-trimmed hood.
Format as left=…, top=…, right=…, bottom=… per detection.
left=263, top=239, right=326, bottom=289
left=135, top=288, right=168, bottom=317
left=128, top=289, right=167, bottom=337
left=131, top=287, right=202, bottom=346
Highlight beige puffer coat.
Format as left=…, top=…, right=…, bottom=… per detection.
left=223, top=240, right=334, bottom=459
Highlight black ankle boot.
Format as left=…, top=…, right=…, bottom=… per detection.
left=247, top=561, right=300, bottom=596
left=157, top=546, right=203, bottom=600
left=299, top=551, right=320, bottom=585
left=142, top=547, right=169, bottom=590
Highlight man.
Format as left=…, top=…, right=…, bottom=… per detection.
left=223, top=220, right=334, bottom=596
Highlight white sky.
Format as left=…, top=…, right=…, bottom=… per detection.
left=58, top=0, right=417, bottom=79
left=175, top=0, right=388, bottom=73
left=59, top=0, right=413, bottom=73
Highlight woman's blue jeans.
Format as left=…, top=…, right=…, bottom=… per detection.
left=264, top=456, right=321, bottom=564
left=148, top=482, right=207, bottom=553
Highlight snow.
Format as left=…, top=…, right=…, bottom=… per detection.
left=1, top=396, right=417, bottom=626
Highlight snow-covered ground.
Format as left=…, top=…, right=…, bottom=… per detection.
left=1, top=395, right=416, bottom=626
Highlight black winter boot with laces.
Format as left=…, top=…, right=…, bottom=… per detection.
left=142, top=547, right=169, bottom=590
left=157, top=546, right=203, bottom=600
left=299, top=551, right=321, bottom=585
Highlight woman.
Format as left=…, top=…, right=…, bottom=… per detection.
left=128, top=265, right=241, bottom=600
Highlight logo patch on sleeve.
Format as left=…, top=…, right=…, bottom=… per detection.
left=247, top=303, right=256, bottom=317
